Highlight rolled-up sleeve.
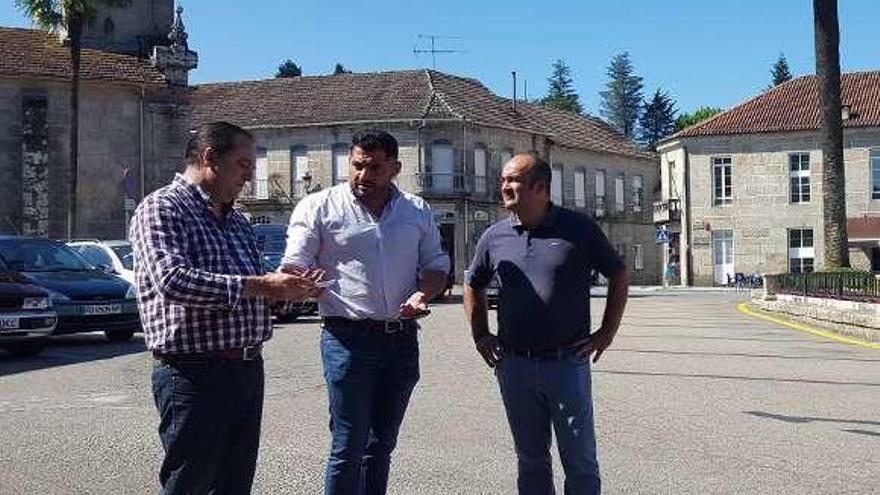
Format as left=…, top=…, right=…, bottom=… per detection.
left=281, top=194, right=321, bottom=270
left=130, top=197, right=244, bottom=310
left=418, top=204, right=451, bottom=275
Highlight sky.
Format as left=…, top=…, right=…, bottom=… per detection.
left=1, top=0, right=877, bottom=117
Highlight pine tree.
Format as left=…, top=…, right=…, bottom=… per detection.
left=771, top=53, right=793, bottom=86
left=276, top=59, right=302, bottom=78
left=638, top=89, right=677, bottom=151
left=333, top=63, right=351, bottom=75
left=539, top=59, right=583, bottom=114
left=599, top=52, right=643, bottom=139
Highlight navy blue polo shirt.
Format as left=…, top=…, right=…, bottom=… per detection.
left=466, top=204, right=625, bottom=351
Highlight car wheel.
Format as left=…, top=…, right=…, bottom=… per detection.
left=105, top=329, right=135, bottom=342
left=6, top=340, right=47, bottom=357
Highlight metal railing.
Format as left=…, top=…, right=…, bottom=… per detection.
left=766, top=271, right=880, bottom=302
left=240, top=178, right=293, bottom=202
left=413, top=173, right=497, bottom=199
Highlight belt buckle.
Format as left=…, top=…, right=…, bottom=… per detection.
left=384, top=321, right=401, bottom=334
left=242, top=344, right=260, bottom=361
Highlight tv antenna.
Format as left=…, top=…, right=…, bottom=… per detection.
left=413, top=34, right=464, bottom=69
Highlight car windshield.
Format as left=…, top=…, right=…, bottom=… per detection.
left=111, top=244, right=134, bottom=270
left=0, top=239, right=93, bottom=272
left=263, top=253, right=283, bottom=272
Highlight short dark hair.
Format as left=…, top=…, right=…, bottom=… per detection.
left=521, top=151, right=551, bottom=192
left=350, top=129, right=398, bottom=160
left=185, top=122, right=254, bottom=167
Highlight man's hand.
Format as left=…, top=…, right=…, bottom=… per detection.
left=573, top=327, right=617, bottom=363
left=474, top=333, right=502, bottom=368
left=399, top=291, right=430, bottom=319
left=244, top=272, right=321, bottom=301
left=279, top=266, right=326, bottom=298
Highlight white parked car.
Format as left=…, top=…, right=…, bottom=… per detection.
left=67, top=240, right=135, bottom=286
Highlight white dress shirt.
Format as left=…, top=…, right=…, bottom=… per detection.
left=282, top=184, right=450, bottom=320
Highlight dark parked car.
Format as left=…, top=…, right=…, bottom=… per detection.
left=0, top=256, right=57, bottom=356
left=0, top=236, right=140, bottom=342
left=486, top=275, right=500, bottom=309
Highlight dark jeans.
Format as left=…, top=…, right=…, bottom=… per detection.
left=496, top=355, right=600, bottom=495
left=151, top=357, right=265, bottom=495
left=320, top=325, right=420, bottom=495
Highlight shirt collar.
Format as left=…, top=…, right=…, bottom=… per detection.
left=174, top=173, right=234, bottom=218
left=509, top=202, right=558, bottom=231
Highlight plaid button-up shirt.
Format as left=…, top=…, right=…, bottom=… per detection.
left=130, top=174, right=271, bottom=353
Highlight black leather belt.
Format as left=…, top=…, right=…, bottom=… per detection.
left=503, top=347, right=580, bottom=360
left=153, top=343, right=263, bottom=362
left=323, top=317, right=418, bottom=334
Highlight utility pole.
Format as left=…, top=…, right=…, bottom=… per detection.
left=413, top=34, right=464, bottom=69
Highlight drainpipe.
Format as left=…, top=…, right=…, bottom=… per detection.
left=462, top=120, right=469, bottom=277
left=139, top=85, right=145, bottom=201
left=683, top=145, right=693, bottom=286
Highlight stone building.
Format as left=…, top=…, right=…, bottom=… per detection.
left=657, top=71, right=880, bottom=286
left=0, top=2, right=196, bottom=240
left=192, top=70, right=660, bottom=284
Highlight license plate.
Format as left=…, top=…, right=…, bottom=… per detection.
left=82, top=304, right=122, bottom=316
left=0, top=317, right=20, bottom=330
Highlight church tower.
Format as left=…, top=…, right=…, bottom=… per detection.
left=79, top=0, right=175, bottom=56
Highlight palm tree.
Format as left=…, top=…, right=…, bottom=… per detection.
left=813, top=0, right=849, bottom=268
left=15, top=0, right=130, bottom=239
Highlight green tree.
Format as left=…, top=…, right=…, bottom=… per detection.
left=771, top=53, right=793, bottom=86
left=638, top=89, right=677, bottom=151
left=674, top=106, right=724, bottom=132
left=276, top=59, right=302, bottom=78
left=814, top=0, right=849, bottom=268
left=599, top=52, right=643, bottom=139
left=333, top=63, right=351, bottom=75
left=15, top=0, right=130, bottom=239
left=539, top=59, right=583, bottom=114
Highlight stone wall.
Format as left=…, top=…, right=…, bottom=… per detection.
left=754, top=293, right=880, bottom=342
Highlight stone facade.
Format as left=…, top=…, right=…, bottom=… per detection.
left=238, top=121, right=660, bottom=285
left=0, top=78, right=192, bottom=240
left=658, top=127, right=880, bottom=286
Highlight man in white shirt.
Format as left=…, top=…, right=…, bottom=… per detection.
left=282, top=129, right=450, bottom=495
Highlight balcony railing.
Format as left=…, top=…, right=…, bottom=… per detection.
left=653, top=199, right=681, bottom=224
left=240, top=178, right=297, bottom=202
left=413, top=173, right=497, bottom=200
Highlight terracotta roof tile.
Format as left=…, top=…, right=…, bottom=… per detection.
left=674, top=71, right=880, bottom=139
left=0, top=27, right=165, bottom=84
left=191, top=69, right=653, bottom=160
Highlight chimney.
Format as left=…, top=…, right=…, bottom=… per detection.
left=512, top=71, right=518, bottom=113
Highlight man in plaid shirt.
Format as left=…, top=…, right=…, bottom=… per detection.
left=130, top=121, right=321, bottom=495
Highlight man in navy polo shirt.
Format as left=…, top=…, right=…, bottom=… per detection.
left=464, top=152, right=629, bottom=495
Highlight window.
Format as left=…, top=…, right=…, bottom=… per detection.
left=712, top=156, right=732, bottom=206
left=632, top=175, right=643, bottom=212
left=788, top=228, right=815, bottom=273
left=474, top=147, right=488, bottom=194
left=290, top=146, right=308, bottom=197
left=255, top=147, right=268, bottom=198
left=551, top=164, right=563, bottom=204
left=871, top=150, right=880, bottom=200
left=431, top=140, right=455, bottom=191
left=332, top=145, right=348, bottom=185
left=615, top=174, right=625, bottom=213
left=73, top=245, right=113, bottom=268
left=595, top=170, right=606, bottom=217
left=633, top=244, right=644, bottom=270
left=574, top=169, right=586, bottom=208
left=789, top=153, right=811, bottom=203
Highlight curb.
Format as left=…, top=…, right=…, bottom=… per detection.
left=736, top=302, right=880, bottom=350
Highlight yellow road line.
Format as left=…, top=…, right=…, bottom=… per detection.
left=736, top=302, right=880, bottom=350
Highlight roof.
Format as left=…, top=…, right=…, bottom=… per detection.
left=0, top=27, right=166, bottom=84
left=670, top=71, right=880, bottom=140
left=191, top=69, right=653, bottom=160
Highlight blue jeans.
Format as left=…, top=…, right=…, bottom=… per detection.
left=495, top=355, right=600, bottom=495
left=151, top=357, right=265, bottom=495
left=320, top=325, right=420, bottom=495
